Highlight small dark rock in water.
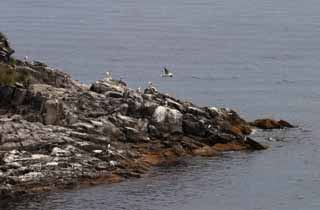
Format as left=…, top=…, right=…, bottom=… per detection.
left=0, top=32, right=293, bottom=200
left=245, top=137, right=269, bottom=150
left=251, top=118, right=294, bottom=129
left=278, top=120, right=295, bottom=128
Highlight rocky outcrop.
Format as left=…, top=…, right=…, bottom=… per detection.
left=0, top=33, right=293, bottom=200
left=0, top=33, right=14, bottom=63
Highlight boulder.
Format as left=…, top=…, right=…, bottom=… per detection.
left=182, top=113, right=207, bottom=137
left=90, top=79, right=127, bottom=94
left=42, top=99, right=64, bottom=125
left=151, top=106, right=183, bottom=136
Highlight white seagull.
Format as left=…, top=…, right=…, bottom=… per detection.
left=104, top=71, right=112, bottom=81
left=162, top=67, right=173, bottom=78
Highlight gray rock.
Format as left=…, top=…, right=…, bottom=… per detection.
left=182, top=114, right=207, bottom=137
left=106, top=91, right=123, bottom=98
left=151, top=106, right=183, bottom=135
left=166, top=98, right=185, bottom=112
left=51, top=147, right=71, bottom=157
left=42, top=99, right=63, bottom=125
left=0, top=32, right=14, bottom=62
left=90, top=79, right=127, bottom=94
left=11, top=88, right=27, bottom=106
left=124, top=127, right=150, bottom=142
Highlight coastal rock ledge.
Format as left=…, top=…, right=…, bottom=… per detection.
left=0, top=33, right=293, bottom=200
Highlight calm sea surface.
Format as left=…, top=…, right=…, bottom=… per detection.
left=1, top=0, right=320, bottom=209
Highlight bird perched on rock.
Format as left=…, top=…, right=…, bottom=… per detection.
left=148, top=81, right=158, bottom=92
left=145, top=81, right=158, bottom=94
left=109, top=160, right=117, bottom=167
left=104, top=71, right=112, bottom=81
left=118, top=77, right=127, bottom=86
left=107, top=144, right=114, bottom=155
left=23, top=56, right=28, bottom=63
left=162, top=67, right=173, bottom=78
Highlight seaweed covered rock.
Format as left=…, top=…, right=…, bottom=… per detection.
left=251, top=119, right=294, bottom=129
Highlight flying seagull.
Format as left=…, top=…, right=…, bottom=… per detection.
left=162, top=67, right=173, bottom=78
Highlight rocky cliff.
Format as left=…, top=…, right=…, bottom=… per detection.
left=0, top=33, right=293, bottom=200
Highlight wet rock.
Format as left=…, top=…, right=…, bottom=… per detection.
left=251, top=119, right=294, bottom=129
left=18, top=172, right=44, bottom=183
left=192, top=146, right=219, bottom=157
left=245, top=137, right=269, bottom=150
left=0, top=185, right=21, bottom=201
left=278, top=120, right=294, bottom=128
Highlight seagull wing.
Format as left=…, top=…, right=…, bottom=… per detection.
left=164, top=67, right=170, bottom=74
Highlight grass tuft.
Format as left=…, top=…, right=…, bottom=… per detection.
left=0, top=63, right=30, bottom=87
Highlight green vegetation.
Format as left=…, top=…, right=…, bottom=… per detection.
left=0, top=63, right=30, bottom=87
left=8, top=57, right=17, bottom=66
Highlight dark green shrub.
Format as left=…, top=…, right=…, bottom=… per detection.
left=0, top=64, right=16, bottom=86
